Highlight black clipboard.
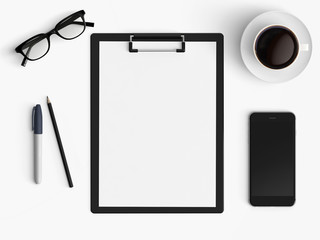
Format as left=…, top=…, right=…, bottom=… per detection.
left=91, top=33, right=224, bottom=213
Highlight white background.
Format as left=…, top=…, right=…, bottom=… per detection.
left=0, top=0, right=319, bottom=239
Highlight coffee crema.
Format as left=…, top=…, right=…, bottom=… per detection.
left=255, top=26, right=299, bottom=69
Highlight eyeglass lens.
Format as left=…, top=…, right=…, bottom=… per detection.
left=56, top=14, right=86, bottom=39
left=22, top=35, right=49, bottom=60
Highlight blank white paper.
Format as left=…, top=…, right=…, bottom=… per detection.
left=99, top=41, right=216, bottom=207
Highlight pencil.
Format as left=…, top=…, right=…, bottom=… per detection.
left=47, top=96, right=73, bottom=188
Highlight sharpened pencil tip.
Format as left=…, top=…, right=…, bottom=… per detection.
left=47, top=96, right=51, bottom=104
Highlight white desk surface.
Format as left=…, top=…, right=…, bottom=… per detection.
left=1, top=0, right=319, bottom=239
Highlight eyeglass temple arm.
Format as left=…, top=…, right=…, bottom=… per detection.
left=73, top=21, right=94, bottom=27
left=21, top=45, right=33, bottom=67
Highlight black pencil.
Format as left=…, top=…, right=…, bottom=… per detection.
left=47, top=96, right=73, bottom=188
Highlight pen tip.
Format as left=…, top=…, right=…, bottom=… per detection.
left=47, top=96, right=51, bottom=103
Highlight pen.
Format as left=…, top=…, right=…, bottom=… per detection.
left=32, top=104, right=42, bottom=184
left=47, top=97, right=73, bottom=188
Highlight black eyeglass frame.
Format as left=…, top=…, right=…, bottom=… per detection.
left=15, top=10, right=94, bottom=66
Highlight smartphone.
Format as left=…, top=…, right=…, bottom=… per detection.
left=250, top=112, right=295, bottom=206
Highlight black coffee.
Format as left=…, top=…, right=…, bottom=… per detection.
left=255, top=26, right=298, bottom=69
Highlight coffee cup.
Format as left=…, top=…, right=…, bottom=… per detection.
left=254, top=25, right=309, bottom=70
left=241, top=11, right=312, bottom=82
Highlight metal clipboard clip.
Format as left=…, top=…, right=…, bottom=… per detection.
left=129, top=34, right=185, bottom=53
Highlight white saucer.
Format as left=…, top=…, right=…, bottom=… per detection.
left=241, top=11, right=312, bottom=83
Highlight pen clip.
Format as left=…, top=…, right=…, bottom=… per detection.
left=32, top=106, right=35, bottom=131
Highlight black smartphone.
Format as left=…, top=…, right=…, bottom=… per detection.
left=250, top=112, right=295, bottom=206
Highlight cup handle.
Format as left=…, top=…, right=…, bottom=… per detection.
left=300, top=44, right=309, bottom=51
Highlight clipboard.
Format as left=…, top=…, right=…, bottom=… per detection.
left=91, top=33, right=224, bottom=213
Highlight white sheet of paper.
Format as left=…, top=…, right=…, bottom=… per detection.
left=99, top=41, right=217, bottom=207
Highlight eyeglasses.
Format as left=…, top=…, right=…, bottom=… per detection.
left=15, top=10, right=94, bottom=67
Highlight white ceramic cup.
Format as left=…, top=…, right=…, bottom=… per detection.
left=253, top=25, right=309, bottom=69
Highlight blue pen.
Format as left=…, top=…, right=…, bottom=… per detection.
left=32, top=104, right=43, bottom=184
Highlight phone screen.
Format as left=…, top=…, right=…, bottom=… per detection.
left=250, top=113, right=295, bottom=206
